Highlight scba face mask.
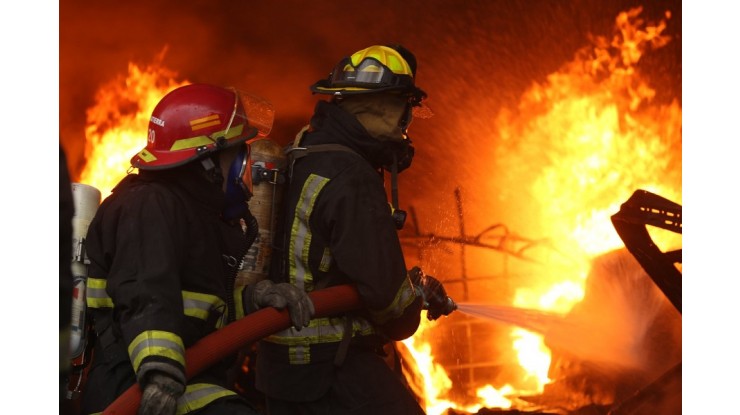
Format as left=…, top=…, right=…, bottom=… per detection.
left=222, top=143, right=253, bottom=221
left=381, top=137, right=415, bottom=174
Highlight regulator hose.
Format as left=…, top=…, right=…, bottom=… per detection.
left=102, top=284, right=361, bottom=415
left=242, top=210, right=260, bottom=253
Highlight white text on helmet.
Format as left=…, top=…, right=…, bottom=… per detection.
left=150, top=116, right=165, bottom=127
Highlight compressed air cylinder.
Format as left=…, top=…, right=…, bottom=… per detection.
left=68, top=183, right=101, bottom=359
left=236, top=138, right=286, bottom=288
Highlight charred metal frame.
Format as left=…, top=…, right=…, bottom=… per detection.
left=610, top=189, right=682, bottom=313
left=400, top=187, right=555, bottom=399
left=399, top=187, right=682, bottom=413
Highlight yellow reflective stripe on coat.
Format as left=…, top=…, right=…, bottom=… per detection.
left=176, top=383, right=236, bottom=414
left=86, top=277, right=114, bottom=309
left=233, top=285, right=246, bottom=320
left=86, top=280, right=227, bottom=328
left=318, top=247, right=332, bottom=272
left=182, top=290, right=226, bottom=328
left=266, top=316, right=376, bottom=345
left=265, top=316, right=375, bottom=364
left=368, top=278, right=417, bottom=324
left=289, top=174, right=329, bottom=292
left=128, top=330, right=186, bottom=373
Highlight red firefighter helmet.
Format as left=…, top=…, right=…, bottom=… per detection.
left=131, top=83, right=274, bottom=170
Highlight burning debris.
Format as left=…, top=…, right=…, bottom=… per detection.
left=390, top=8, right=681, bottom=415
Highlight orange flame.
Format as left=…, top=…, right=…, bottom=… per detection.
left=79, top=56, right=189, bottom=197
left=403, top=6, right=680, bottom=413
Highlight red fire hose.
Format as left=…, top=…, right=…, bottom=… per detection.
left=102, top=284, right=361, bottom=415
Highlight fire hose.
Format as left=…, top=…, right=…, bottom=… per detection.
left=102, top=284, right=362, bottom=415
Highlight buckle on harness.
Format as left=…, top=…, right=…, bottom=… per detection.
left=252, top=164, right=285, bottom=185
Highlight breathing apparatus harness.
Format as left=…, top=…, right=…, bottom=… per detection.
left=388, top=152, right=407, bottom=230
left=285, top=125, right=409, bottom=230
left=282, top=127, right=412, bottom=366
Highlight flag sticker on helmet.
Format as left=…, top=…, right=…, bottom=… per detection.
left=190, top=114, right=221, bottom=131
left=136, top=148, right=157, bottom=162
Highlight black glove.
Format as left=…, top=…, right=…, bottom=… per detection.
left=409, top=266, right=457, bottom=320
left=251, top=280, right=315, bottom=330
left=138, top=371, right=185, bottom=415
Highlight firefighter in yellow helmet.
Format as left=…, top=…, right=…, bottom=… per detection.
left=257, top=44, right=455, bottom=414
left=80, top=83, right=314, bottom=415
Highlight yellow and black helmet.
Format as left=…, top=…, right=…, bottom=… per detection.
left=310, top=44, right=427, bottom=104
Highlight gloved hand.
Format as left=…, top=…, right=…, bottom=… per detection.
left=138, top=371, right=185, bottom=415
left=409, top=266, right=457, bottom=321
left=252, top=280, right=315, bottom=330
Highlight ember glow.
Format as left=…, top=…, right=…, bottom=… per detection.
left=76, top=6, right=680, bottom=414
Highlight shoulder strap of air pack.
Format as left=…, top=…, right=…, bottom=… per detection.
left=284, top=125, right=362, bottom=181
left=282, top=126, right=364, bottom=368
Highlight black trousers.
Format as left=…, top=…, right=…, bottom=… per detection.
left=264, top=348, right=425, bottom=415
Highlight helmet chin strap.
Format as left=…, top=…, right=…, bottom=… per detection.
left=200, top=156, right=224, bottom=188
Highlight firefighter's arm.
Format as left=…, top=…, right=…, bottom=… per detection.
left=321, top=168, right=423, bottom=340
left=367, top=276, right=423, bottom=340
left=108, top=189, right=188, bottom=409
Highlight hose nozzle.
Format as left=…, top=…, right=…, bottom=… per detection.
left=443, top=296, right=458, bottom=315
left=427, top=295, right=458, bottom=320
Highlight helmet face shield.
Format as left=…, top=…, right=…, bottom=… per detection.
left=234, top=89, right=275, bottom=139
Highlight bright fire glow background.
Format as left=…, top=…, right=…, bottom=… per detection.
left=62, top=2, right=681, bottom=414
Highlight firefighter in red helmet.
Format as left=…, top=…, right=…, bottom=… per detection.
left=80, top=83, right=314, bottom=415
left=257, top=45, right=455, bottom=414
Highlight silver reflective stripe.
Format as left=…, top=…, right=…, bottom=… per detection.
left=265, top=316, right=375, bottom=345
left=368, top=279, right=417, bottom=324
left=182, top=290, right=226, bottom=327
left=266, top=316, right=376, bottom=364
left=176, top=383, right=236, bottom=414
left=128, top=331, right=186, bottom=372
left=86, top=277, right=113, bottom=309
left=289, top=174, right=329, bottom=292
left=289, top=344, right=310, bottom=364
left=86, top=282, right=226, bottom=328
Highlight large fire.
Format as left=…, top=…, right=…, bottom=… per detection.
left=398, top=6, right=680, bottom=414
left=77, top=7, right=680, bottom=414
